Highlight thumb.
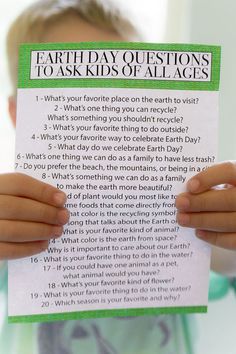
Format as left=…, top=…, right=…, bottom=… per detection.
left=187, top=162, right=236, bottom=194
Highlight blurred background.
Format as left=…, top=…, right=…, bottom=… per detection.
left=0, top=0, right=236, bottom=353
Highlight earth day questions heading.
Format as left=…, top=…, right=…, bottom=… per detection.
left=30, top=49, right=212, bottom=81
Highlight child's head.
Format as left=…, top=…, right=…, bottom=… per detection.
left=7, top=0, right=139, bottom=95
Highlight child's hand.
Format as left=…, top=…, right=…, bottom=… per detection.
left=175, top=162, right=236, bottom=250
left=0, top=173, right=69, bottom=260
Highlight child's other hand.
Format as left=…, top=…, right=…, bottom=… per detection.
left=0, top=173, right=69, bottom=260
left=175, top=162, right=236, bottom=250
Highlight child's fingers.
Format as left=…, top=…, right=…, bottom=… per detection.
left=177, top=211, right=236, bottom=232
left=176, top=188, right=236, bottom=212
left=187, top=162, right=236, bottom=194
left=0, top=173, right=67, bottom=207
left=0, top=240, right=49, bottom=260
left=0, top=195, right=69, bottom=225
left=0, top=220, right=63, bottom=242
left=196, top=230, right=236, bottom=250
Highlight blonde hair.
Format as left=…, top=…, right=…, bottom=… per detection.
left=7, top=0, right=140, bottom=92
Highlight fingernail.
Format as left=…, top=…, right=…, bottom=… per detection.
left=175, top=196, right=190, bottom=210
left=177, top=213, right=189, bottom=226
left=57, top=209, right=70, bottom=225
left=40, top=241, right=49, bottom=252
left=196, top=230, right=206, bottom=238
left=187, top=179, right=200, bottom=193
left=52, top=226, right=63, bottom=238
left=54, top=192, right=67, bottom=206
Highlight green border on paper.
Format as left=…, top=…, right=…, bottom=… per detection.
left=12, top=41, right=214, bottom=324
left=18, top=42, right=221, bottom=91
left=9, top=305, right=207, bottom=324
